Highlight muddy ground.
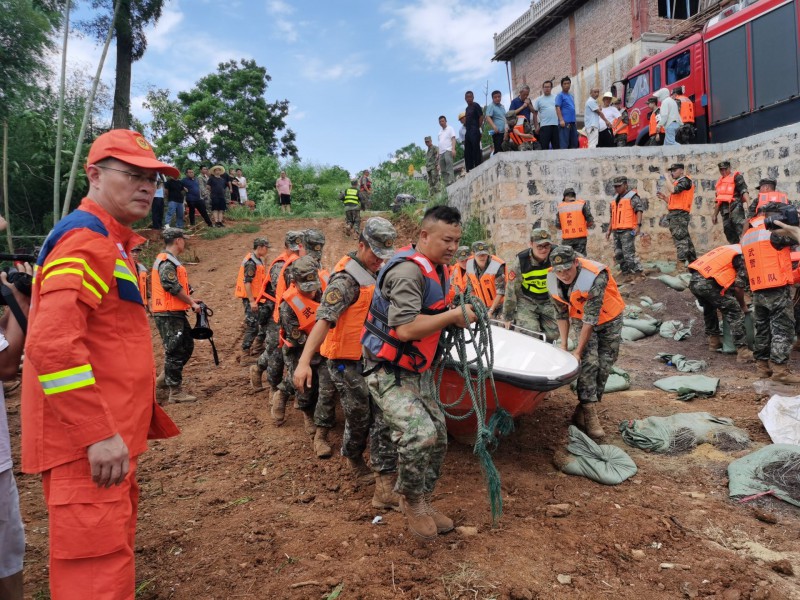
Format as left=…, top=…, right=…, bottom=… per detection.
left=6, top=215, right=799, bottom=599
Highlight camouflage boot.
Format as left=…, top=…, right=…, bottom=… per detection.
left=708, top=335, right=722, bottom=351
left=736, top=347, right=754, bottom=364
left=168, top=386, right=197, bottom=404
left=302, top=411, right=316, bottom=436
left=371, top=473, right=402, bottom=511
left=271, top=389, right=288, bottom=426
left=400, top=496, right=437, bottom=540
left=771, top=363, right=800, bottom=384
left=423, top=493, right=454, bottom=533
left=756, top=360, right=773, bottom=379
left=249, top=365, right=264, bottom=391
left=239, top=349, right=257, bottom=365
left=347, top=456, right=374, bottom=485
left=313, top=427, right=332, bottom=458
left=582, top=403, right=605, bottom=440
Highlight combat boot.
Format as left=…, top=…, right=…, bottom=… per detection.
left=168, top=386, right=197, bottom=404
left=156, top=371, right=169, bottom=402
left=582, top=403, right=605, bottom=440
left=271, top=389, right=287, bottom=426
left=239, top=349, right=256, bottom=365
left=249, top=365, right=264, bottom=391
left=708, top=335, right=722, bottom=351
left=736, top=347, right=754, bottom=364
left=302, top=411, right=316, bottom=436
left=313, top=427, right=332, bottom=458
left=347, top=456, right=374, bottom=485
left=423, top=493, right=454, bottom=533
left=372, top=473, right=402, bottom=511
left=570, top=403, right=585, bottom=431
left=771, top=363, right=800, bottom=384
left=756, top=360, right=773, bottom=379
left=156, top=371, right=167, bottom=389
left=400, top=495, right=437, bottom=540
left=251, top=338, right=265, bottom=354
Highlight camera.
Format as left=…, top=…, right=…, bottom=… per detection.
left=0, top=249, right=37, bottom=306
left=764, top=204, right=799, bottom=230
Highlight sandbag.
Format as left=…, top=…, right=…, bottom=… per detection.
left=659, top=319, right=693, bottom=341
left=656, top=353, right=707, bottom=373
left=619, top=412, right=750, bottom=454
left=556, top=425, right=638, bottom=485
left=624, top=317, right=660, bottom=336
left=758, top=395, right=800, bottom=445
left=657, top=274, right=688, bottom=291
left=728, top=444, right=800, bottom=507
left=621, top=326, right=646, bottom=341
left=653, top=374, right=718, bottom=400
left=604, top=366, right=630, bottom=392
left=640, top=296, right=665, bottom=312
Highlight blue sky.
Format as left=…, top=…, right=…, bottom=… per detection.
left=61, top=0, right=530, bottom=174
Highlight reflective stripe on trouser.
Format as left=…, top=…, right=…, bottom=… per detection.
left=43, top=457, right=139, bottom=600
left=154, top=315, right=194, bottom=387
left=689, top=274, right=747, bottom=345
left=668, top=210, right=697, bottom=263
left=575, top=316, right=622, bottom=404
left=366, top=368, right=446, bottom=496
left=561, top=237, right=587, bottom=256
left=327, top=360, right=397, bottom=473
left=283, top=347, right=317, bottom=412
left=752, top=286, right=795, bottom=364
left=242, top=298, right=259, bottom=350
left=612, top=230, right=642, bottom=274
left=514, top=298, right=560, bottom=343
left=313, top=358, right=337, bottom=428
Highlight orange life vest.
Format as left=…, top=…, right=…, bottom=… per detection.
left=612, top=115, right=628, bottom=136
left=557, top=199, right=588, bottom=239
left=136, top=262, right=148, bottom=307
left=677, top=95, right=694, bottom=124
left=791, top=251, right=800, bottom=285
left=668, top=177, right=694, bottom=212
left=320, top=256, right=376, bottom=361
left=258, top=250, right=290, bottom=303
left=748, top=215, right=766, bottom=230
left=546, top=258, right=625, bottom=325
left=279, top=284, right=320, bottom=348
left=510, top=120, right=536, bottom=145
left=272, top=254, right=301, bottom=322
left=450, top=263, right=468, bottom=294
left=741, top=228, right=793, bottom=292
left=715, top=173, right=740, bottom=205
left=151, top=252, right=190, bottom=313
left=688, top=245, right=742, bottom=293
left=466, top=255, right=505, bottom=307
left=234, top=252, right=266, bottom=300
left=648, top=111, right=664, bottom=136
left=755, top=191, right=789, bottom=212
left=610, top=191, right=638, bottom=230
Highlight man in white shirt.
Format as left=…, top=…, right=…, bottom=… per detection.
left=236, top=168, right=248, bottom=204
left=599, top=92, right=620, bottom=147
left=655, top=87, right=682, bottom=146
left=584, top=88, right=612, bottom=149
left=437, top=115, right=457, bottom=186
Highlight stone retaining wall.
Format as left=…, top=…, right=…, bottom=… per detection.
left=446, top=123, right=800, bottom=267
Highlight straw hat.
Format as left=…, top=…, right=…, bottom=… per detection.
left=210, top=165, right=225, bottom=175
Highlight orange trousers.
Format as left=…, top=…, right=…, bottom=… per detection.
left=42, top=457, right=139, bottom=600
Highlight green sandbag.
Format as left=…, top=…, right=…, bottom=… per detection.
left=656, top=353, right=707, bottom=373
left=624, top=317, right=660, bottom=336
left=622, top=326, right=646, bottom=341
left=659, top=320, right=693, bottom=341
left=728, top=444, right=800, bottom=507
left=657, top=274, right=687, bottom=291
left=653, top=374, right=719, bottom=400
left=604, top=366, right=630, bottom=392
left=619, top=412, right=750, bottom=453
left=558, top=425, right=638, bottom=485
left=639, top=296, right=665, bottom=312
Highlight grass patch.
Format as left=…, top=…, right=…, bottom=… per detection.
left=200, top=223, right=260, bottom=240
left=441, top=563, right=500, bottom=600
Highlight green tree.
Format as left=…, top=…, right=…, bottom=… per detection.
left=144, top=59, right=298, bottom=167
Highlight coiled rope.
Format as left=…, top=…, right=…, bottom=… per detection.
left=430, top=284, right=515, bottom=524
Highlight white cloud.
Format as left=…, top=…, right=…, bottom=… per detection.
left=300, top=55, right=368, bottom=81
left=267, top=0, right=293, bottom=15
left=266, top=0, right=299, bottom=42
left=145, top=4, right=185, bottom=52
left=286, top=104, right=307, bottom=122
left=392, top=0, right=529, bottom=81
left=275, top=18, right=298, bottom=42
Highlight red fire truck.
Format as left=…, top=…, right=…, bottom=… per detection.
left=621, top=0, right=799, bottom=145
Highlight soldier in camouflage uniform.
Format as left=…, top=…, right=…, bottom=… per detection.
left=424, top=136, right=439, bottom=195
left=152, top=228, right=202, bottom=404
left=278, top=255, right=324, bottom=431
left=547, top=245, right=624, bottom=440
left=554, top=188, right=594, bottom=256
left=657, top=163, right=697, bottom=268
left=339, top=181, right=365, bottom=238
left=502, top=228, right=560, bottom=342
left=687, top=245, right=753, bottom=362
left=606, top=176, right=645, bottom=278
left=250, top=231, right=305, bottom=392
left=238, top=238, right=271, bottom=359
left=293, top=217, right=400, bottom=508
left=711, top=161, right=749, bottom=244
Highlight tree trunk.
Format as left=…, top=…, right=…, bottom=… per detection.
left=111, top=0, right=133, bottom=129
left=3, top=121, right=14, bottom=252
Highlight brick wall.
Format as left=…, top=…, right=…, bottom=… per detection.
left=446, top=123, right=800, bottom=268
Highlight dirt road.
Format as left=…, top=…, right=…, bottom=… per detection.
left=8, top=215, right=799, bottom=599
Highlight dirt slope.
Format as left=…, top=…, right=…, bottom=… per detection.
left=7, top=215, right=799, bottom=600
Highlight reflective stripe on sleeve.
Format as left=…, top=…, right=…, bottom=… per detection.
left=41, top=257, right=110, bottom=296
left=113, top=259, right=138, bottom=284
left=38, top=364, right=96, bottom=395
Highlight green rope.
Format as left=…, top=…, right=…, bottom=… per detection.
left=431, top=283, right=514, bottom=524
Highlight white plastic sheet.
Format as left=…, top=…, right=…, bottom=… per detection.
left=758, top=395, right=800, bottom=445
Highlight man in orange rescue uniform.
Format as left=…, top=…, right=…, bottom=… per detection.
left=21, top=129, right=180, bottom=600
left=465, top=240, right=505, bottom=318
left=555, top=187, right=594, bottom=255
left=657, top=162, right=697, bottom=269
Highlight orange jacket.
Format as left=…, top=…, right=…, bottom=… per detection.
left=557, top=199, right=588, bottom=239
left=648, top=111, right=665, bottom=136
left=741, top=228, right=793, bottom=291
left=271, top=254, right=301, bottom=322
left=755, top=191, right=789, bottom=212
left=610, top=191, right=638, bottom=230
left=320, top=256, right=375, bottom=361
left=689, top=245, right=742, bottom=293
left=279, top=284, right=320, bottom=348
left=234, top=252, right=266, bottom=300
left=668, top=177, right=694, bottom=212
left=21, top=198, right=178, bottom=474
left=547, top=258, right=625, bottom=325
left=677, top=95, right=694, bottom=124
left=151, top=252, right=190, bottom=313
left=466, top=256, right=505, bottom=307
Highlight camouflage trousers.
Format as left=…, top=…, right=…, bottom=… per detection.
left=313, top=358, right=338, bottom=428
left=366, top=366, right=446, bottom=497
left=668, top=210, right=697, bottom=264
left=282, top=348, right=326, bottom=413
left=514, top=298, right=560, bottom=343
left=720, top=201, right=746, bottom=245
left=344, top=208, right=361, bottom=235
left=327, top=359, right=397, bottom=473
left=241, top=299, right=269, bottom=350
left=575, top=316, right=622, bottom=404
left=689, top=273, right=747, bottom=347
left=561, top=237, right=587, bottom=256
left=612, top=230, right=642, bottom=274
left=794, top=289, right=800, bottom=335
left=257, top=319, right=289, bottom=392
left=427, top=167, right=440, bottom=195
left=154, top=315, right=194, bottom=387
left=753, top=286, right=795, bottom=365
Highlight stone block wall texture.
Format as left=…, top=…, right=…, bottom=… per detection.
left=446, top=123, right=800, bottom=268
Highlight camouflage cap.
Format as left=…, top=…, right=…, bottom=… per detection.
left=612, top=176, right=628, bottom=186
left=530, top=228, right=552, bottom=244
left=471, top=240, right=490, bottom=256
left=455, top=246, right=471, bottom=261
left=505, top=110, right=516, bottom=119
left=562, top=187, right=576, bottom=198
left=668, top=162, right=684, bottom=171
left=549, top=245, right=577, bottom=271
left=756, top=177, right=777, bottom=189
left=717, top=160, right=731, bottom=169
left=292, top=255, right=322, bottom=293
left=424, top=135, right=432, bottom=142
left=163, top=227, right=185, bottom=242
left=285, top=230, right=304, bottom=251
left=304, top=228, right=326, bottom=246
left=253, top=237, right=270, bottom=248
left=362, top=216, right=397, bottom=260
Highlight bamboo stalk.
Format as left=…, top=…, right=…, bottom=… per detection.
left=62, top=0, right=120, bottom=219
left=2, top=121, right=14, bottom=252
left=53, top=0, right=71, bottom=225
